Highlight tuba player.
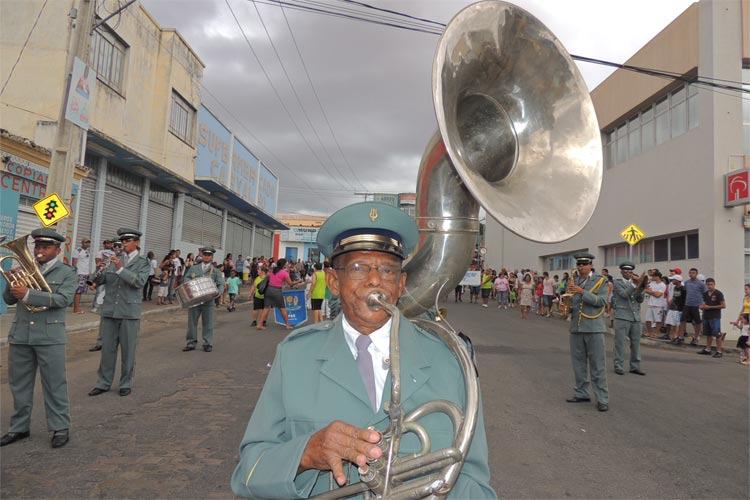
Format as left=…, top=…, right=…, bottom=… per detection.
left=231, top=202, right=495, bottom=498
left=1, top=228, right=77, bottom=448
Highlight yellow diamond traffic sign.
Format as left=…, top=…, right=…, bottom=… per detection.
left=32, top=193, right=70, bottom=227
left=621, top=224, right=645, bottom=246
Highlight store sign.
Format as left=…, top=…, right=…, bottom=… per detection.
left=725, top=169, right=750, bottom=207
left=230, top=138, right=259, bottom=205
left=282, top=227, right=319, bottom=242
left=196, top=105, right=231, bottom=187
left=257, top=163, right=278, bottom=216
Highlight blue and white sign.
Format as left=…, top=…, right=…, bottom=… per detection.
left=275, top=289, right=308, bottom=327
left=196, top=105, right=231, bottom=187
left=230, top=138, right=259, bottom=205
left=0, top=187, right=19, bottom=314
left=459, top=270, right=481, bottom=286
left=257, top=163, right=278, bottom=216
left=64, top=58, right=96, bottom=130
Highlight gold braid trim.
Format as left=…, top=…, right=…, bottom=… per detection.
left=577, top=277, right=607, bottom=326
left=244, top=450, right=267, bottom=492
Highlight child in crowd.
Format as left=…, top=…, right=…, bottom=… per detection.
left=249, top=266, right=267, bottom=327
left=731, top=315, right=749, bottom=365
left=226, top=269, right=241, bottom=312
left=157, top=269, right=169, bottom=305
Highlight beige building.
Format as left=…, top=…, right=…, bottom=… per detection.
left=485, top=0, right=749, bottom=337
left=1, top=0, right=283, bottom=271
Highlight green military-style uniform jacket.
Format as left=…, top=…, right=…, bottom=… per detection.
left=3, top=260, right=77, bottom=345
left=93, top=253, right=151, bottom=318
left=181, top=262, right=225, bottom=296
left=231, top=314, right=496, bottom=499
left=181, top=262, right=225, bottom=347
left=613, top=278, right=644, bottom=321
left=569, top=271, right=609, bottom=333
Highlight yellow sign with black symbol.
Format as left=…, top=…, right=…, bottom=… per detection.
left=32, top=193, right=70, bottom=227
left=621, top=224, right=645, bottom=246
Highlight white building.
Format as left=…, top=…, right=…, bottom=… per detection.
left=485, top=0, right=749, bottom=336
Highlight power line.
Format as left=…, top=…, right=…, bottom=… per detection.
left=1, top=0, right=49, bottom=96
left=274, top=0, right=370, bottom=192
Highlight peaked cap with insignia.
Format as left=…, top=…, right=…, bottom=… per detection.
left=317, top=202, right=418, bottom=261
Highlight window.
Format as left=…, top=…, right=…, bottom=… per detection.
left=655, top=97, right=669, bottom=145
left=641, top=108, right=654, bottom=152
left=89, top=25, right=127, bottom=93
left=686, top=233, right=699, bottom=259
left=616, top=124, right=627, bottom=164
left=169, top=91, right=195, bottom=144
left=654, top=238, right=669, bottom=262
left=604, top=243, right=629, bottom=267
left=546, top=253, right=575, bottom=271
left=604, top=131, right=615, bottom=169
left=628, top=116, right=641, bottom=157
left=670, top=235, right=686, bottom=260
left=671, top=87, right=687, bottom=137
left=644, top=231, right=699, bottom=263
left=638, top=241, right=653, bottom=263
left=688, top=84, right=700, bottom=131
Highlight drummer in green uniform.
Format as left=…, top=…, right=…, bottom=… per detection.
left=231, top=201, right=495, bottom=498
left=1, top=228, right=77, bottom=448
left=565, top=252, right=610, bottom=412
left=181, top=245, right=225, bottom=352
left=612, top=261, right=646, bottom=376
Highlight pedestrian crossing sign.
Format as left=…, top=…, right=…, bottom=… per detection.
left=32, top=193, right=70, bottom=227
left=621, top=224, right=645, bottom=246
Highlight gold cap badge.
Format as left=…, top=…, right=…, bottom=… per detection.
left=369, top=207, right=378, bottom=222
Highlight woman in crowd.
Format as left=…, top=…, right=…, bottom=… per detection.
left=184, top=252, right=195, bottom=271
left=519, top=273, right=534, bottom=319
left=159, top=251, right=176, bottom=304
left=732, top=284, right=750, bottom=365
left=143, top=251, right=157, bottom=301
left=257, top=258, right=302, bottom=330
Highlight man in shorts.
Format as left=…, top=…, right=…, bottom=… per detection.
left=696, top=278, right=726, bottom=357
left=644, top=271, right=666, bottom=337
left=72, top=238, right=91, bottom=314
left=675, top=268, right=708, bottom=345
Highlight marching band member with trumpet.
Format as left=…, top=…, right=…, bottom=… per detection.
left=88, top=228, right=150, bottom=398
left=565, top=252, right=610, bottom=412
left=181, top=245, right=224, bottom=352
left=1, top=228, right=77, bottom=448
left=612, top=261, right=646, bottom=376
left=231, top=202, right=495, bottom=498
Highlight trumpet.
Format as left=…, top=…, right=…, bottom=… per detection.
left=0, top=234, right=53, bottom=312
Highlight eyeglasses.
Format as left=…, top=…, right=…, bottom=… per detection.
left=576, top=261, right=591, bottom=267
left=202, top=252, right=213, bottom=256
left=119, top=237, right=136, bottom=243
left=335, top=262, right=401, bottom=282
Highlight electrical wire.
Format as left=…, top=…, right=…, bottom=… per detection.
left=1, top=0, right=50, bottom=97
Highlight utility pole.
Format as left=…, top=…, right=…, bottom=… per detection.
left=46, top=0, right=96, bottom=241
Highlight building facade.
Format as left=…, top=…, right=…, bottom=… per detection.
left=0, top=0, right=284, bottom=282
left=484, top=0, right=749, bottom=336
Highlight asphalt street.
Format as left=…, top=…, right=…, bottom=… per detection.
left=1, top=299, right=748, bottom=499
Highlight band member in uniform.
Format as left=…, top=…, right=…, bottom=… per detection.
left=88, top=228, right=150, bottom=397
left=1, top=228, right=77, bottom=448
left=612, top=261, right=646, bottom=376
left=231, top=202, right=495, bottom=498
left=565, top=252, right=610, bottom=412
left=181, top=246, right=225, bottom=352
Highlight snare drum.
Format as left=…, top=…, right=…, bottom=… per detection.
left=176, top=277, right=218, bottom=308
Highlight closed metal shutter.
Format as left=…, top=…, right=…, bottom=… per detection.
left=15, top=208, right=38, bottom=241
left=101, top=187, right=141, bottom=240
left=182, top=201, right=203, bottom=244
left=242, top=225, right=253, bottom=256
left=255, top=227, right=272, bottom=258
left=227, top=219, right=243, bottom=256
left=145, top=200, right=173, bottom=260
left=203, top=211, right=222, bottom=248
left=75, top=174, right=97, bottom=244
left=181, top=197, right=221, bottom=249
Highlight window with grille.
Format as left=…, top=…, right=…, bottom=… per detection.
left=89, top=25, right=127, bottom=93
left=169, top=91, right=195, bottom=144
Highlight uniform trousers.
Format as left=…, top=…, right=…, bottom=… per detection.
left=614, top=319, right=642, bottom=371
left=569, top=332, right=608, bottom=404
left=186, top=301, right=214, bottom=346
left=95, top=317, right=139, bottom=390
left=8, top=343, right=70, bottom=432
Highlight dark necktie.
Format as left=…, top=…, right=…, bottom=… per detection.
left=356, top=335, right=377, bottom=411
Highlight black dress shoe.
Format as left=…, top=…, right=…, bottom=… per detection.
left=630, top=369, right=646, bottom=376
left=51, top=429, right=69, bottom=448
left=565, top=396, right=591, bottom=403
left=88, top=387, right=109, bottom=396
left=182, top=345, right=196, bottom=352
left=203, top=345, right=213, bottom=352
left=119, top=388, right=131, bottom=397
left=89, top=345, right=102, bottom=352
left=597, top=402, right=609, bottom=412
left=0, top=431, right=30, bottom=447
left=614, top=367, right=625, bottom=375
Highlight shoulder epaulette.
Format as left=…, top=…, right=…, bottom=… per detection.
left=283, top=319, right=337, bottom=343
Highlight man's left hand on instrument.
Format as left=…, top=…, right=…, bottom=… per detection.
left=10, top=285, right=29, bottom=299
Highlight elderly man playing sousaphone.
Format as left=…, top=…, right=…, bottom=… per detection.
left=231, top=202, right=495, bottom=498
left=1, top=228, right=77, bottom=449
left=180, top=245, right=225, bottom=352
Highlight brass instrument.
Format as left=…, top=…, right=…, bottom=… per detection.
left=0, top=234, right=53, bottom=312
left=631, top=272, right=650, bottom=295
left=559, top=270, right=578, bottom=319
left=314, top=291, right=478, bottom=500
left=315, top=0, right=603, bottom=497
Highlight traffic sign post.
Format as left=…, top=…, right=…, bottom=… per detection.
left=620, top=224, right=645, bottom=246
left=32, top=193, right=71, bottom=227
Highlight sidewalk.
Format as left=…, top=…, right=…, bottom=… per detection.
left=0, top=285, right=253, bottom=346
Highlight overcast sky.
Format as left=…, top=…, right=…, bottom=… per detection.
left=140, top=0, right=695, bottom=217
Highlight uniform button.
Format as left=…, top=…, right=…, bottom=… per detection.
left=30, top=321, right=35, bottom=325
